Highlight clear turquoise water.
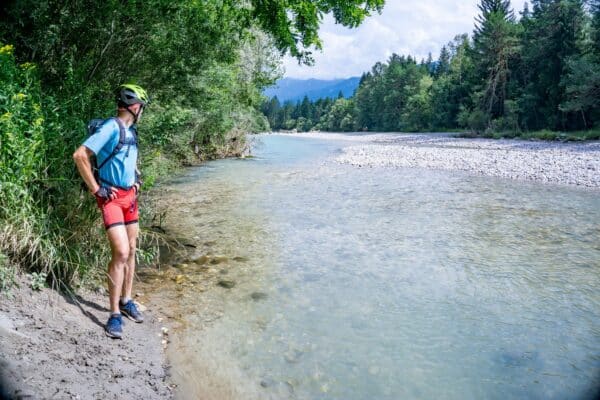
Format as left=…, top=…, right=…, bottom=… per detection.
left=165, top=134, right=600, bottom=400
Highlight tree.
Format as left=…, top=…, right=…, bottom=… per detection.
left=324, top=98, right=356, bottom=131
left=250, top=0, right=385, bottom=63
left=402, top=75, right=433, bottom=131
left=471, top=0, right=520, bottom=125
left=434, top=46, right=451, bottom=77
left=517, top=0, right=586, bottom=130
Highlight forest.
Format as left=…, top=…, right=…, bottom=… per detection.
left=0, top=0, right=384, bottom=287
left=262, top=0, right=600, bottom=139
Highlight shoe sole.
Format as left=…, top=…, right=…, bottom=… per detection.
left=105, top=330, right=122, bottom=339
left=120, top=310, right=144, bottom=323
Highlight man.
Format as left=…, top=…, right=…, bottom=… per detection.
left=73, top=84, right=149, bottom=339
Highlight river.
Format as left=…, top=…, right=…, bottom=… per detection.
left=148, top=133, right=600, bottom=400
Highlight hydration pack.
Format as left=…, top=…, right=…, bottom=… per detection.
left=87, top=117, right=137, bottom=173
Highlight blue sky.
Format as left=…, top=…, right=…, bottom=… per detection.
left=283, top=0, right=527, bottom=79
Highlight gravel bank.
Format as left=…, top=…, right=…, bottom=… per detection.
left=280, top=132, right=600, bottom=188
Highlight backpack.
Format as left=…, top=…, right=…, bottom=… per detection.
left=87, top=117, right=138, bottom=179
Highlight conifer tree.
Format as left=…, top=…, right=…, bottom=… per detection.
left=435, top=46, right=451, bottom=77
left=519, top=0, right=586, bottom=129
left=471, top=0, right=519, bottom=124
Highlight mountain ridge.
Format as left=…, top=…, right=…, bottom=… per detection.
left=264, top=77, right=361, bottom=103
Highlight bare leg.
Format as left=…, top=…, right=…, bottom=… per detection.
left=106, top=225, right=130, bottom=314
left=121, top=222, right=139, bottom=301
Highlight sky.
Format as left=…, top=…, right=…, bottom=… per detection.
left=282, top=0, right=527, bottom=80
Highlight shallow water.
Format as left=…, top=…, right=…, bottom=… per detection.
left=159, top=134, right=600, bottom=400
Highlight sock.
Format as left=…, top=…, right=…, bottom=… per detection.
left=111, top=312, right=121, bottom=317
left=120, top=297, right=131, bottom=305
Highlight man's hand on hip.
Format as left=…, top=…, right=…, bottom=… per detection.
left=95, top=186, right=118, bottom=201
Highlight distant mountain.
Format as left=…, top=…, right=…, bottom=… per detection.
left=264, top=77, right=361, bottom=103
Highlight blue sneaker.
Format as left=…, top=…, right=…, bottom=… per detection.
left=105, top=314, right=123, bottom=339
left=120, top=300, right=144, bottom=323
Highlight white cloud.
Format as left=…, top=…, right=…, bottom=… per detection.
left=283, top=0, right=527, bottom=79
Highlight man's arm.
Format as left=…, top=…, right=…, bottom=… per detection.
left=73, top=145, right=116, bottom=199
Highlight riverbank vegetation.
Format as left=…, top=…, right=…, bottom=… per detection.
left=262, top=0, right=600, bottom=139
left=0, top=0, right=384, bottom=289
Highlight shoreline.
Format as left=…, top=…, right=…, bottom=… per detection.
left=272, top=132, right=600, bottom=188
left=0, top=274, right=174, bottom=399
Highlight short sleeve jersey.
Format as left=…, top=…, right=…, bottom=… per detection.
left=82, top=118, right=138, bottom=189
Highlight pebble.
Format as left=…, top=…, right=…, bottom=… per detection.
left=250, top=292, right=268, bottom=301
left=217, top=280, right=236, bottom=289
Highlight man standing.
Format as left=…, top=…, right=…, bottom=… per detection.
left=73, top=84, right=149, bottom=339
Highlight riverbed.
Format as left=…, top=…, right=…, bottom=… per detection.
left=149, top=133, right=600, bottom=400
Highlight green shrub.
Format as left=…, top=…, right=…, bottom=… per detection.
left=28, top=271, right=47, bottom=291
left=0, top=253, right=16, bottom=293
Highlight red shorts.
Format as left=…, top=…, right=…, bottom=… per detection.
left=96, top=187, right=139, bottom=229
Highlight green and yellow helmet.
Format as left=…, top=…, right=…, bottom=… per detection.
left=116, top=84, right=150, bottom=106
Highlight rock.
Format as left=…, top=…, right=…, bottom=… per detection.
left=260, top=378, right=274, bottom=388
left=217, top=280, right=235, bottom=289
left=284, top=349, right=303, bottom=364
left=174, top=275, right=186, bottom=284
left=192, top=255, right=210, bottom=265
left=250, top=292, right=267, bottom=301
left=232, top=256, right=249, bottom=262
left=209, top=255, right=228, bottom=265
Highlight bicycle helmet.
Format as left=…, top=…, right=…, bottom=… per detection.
left=116, top=84, right=150, bottom=106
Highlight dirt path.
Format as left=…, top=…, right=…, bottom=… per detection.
left=0, top=274, right=173, bottom=400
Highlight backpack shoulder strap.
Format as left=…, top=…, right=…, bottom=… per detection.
left=97, top=118, right=126, bottom=170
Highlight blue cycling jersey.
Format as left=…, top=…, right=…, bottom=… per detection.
left=82, top=118, right=138, bottom=188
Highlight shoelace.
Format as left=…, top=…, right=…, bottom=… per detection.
left=124, top=301, right=138, bottom=315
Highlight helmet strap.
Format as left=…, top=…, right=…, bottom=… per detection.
left=126, top=105, right=140, bottom=124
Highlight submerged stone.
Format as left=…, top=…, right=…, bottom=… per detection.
left=260, top=378, right=274, bottom=388
left=250, top=292, right=268, bottom=301
left=233, top=256, right=249, bottom=262
left=209, top=255, right=228, bottom=265
left=217, top=280, right=236, bottom=289
left=284, top=349, right=303, bottom=364
left=192, top=255, right=210, bottom=265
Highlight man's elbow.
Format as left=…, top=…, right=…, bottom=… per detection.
left=72, top=146, right=88, bottom=163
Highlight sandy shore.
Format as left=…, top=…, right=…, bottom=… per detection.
left=278, top=132, right=600, bottom=188
left=0, top=274, right=173, bottom=400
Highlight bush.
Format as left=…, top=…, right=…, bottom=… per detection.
left=0, top=253, right=16, bottom=293
left=0, top=44, right=110, bottom=285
